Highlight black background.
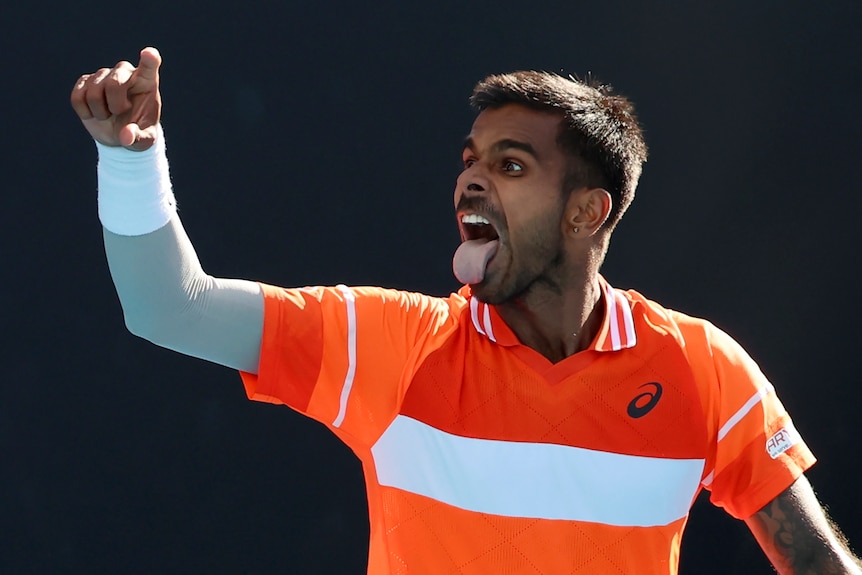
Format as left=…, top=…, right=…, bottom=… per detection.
left=1, top=1, right=860, bottom=573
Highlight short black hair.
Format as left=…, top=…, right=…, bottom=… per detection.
left=470, top=71, right=648, bottom=230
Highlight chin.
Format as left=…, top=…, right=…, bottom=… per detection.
left=470, top=280, right=512, bottom=306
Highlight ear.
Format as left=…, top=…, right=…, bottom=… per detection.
left=564, top=187, right=612, bottom=238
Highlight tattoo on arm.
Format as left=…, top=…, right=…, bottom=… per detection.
left=745, top=476, right=862, bottom=575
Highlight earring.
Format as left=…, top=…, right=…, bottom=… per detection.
left=573, top=227, right=579, bottom=233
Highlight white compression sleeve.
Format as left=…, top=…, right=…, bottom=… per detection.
left=96, top=126, right=264, bottom=373
left=97, top=124, right=176, bottom=236
left=104, top=219, right=264, bottom=373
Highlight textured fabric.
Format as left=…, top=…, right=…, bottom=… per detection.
left=240, top=278, right=815, bottom=575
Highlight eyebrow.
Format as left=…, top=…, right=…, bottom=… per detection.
left=462, top=137, right=539, bottom=159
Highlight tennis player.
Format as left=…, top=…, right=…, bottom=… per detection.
left=71, top=47, right=861, bottom=574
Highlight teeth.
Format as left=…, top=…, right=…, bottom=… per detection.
left=461, top=214, right=491, bottom=225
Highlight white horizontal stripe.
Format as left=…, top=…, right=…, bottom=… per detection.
left=717, top=383, right=775, bottom=441
left=371, top=415, right=704, bottom=527
left=332, top=285, right=357, bottom=428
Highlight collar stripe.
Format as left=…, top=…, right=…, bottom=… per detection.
left=606, top=282, right=622, bottom=351
left=482, top=303, right=497, bottom=342
left=470, top=297, right=486, bottom=336
left=596, top=281, right=637, bottom=352
left=466, top=279, right=637, bottom=352
left=621, top=291, right=637, bottom=347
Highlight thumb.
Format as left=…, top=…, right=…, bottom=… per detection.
left=120, top=123, right=158, bottom=151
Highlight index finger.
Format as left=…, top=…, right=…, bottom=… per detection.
left=134, top=47, right=162, bottom=81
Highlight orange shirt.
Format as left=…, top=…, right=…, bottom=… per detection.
left=240, top=277, right=815, bottom=575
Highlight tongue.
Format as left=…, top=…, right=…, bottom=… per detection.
left=453, top=239, right=499, bottom=285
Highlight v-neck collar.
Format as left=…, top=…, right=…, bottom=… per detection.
left=458, top=276, right=637, bottom=382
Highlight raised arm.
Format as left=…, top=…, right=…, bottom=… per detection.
left=71, top=48, right=264, bottom=373
left=745, top=475, right=862, bottom=574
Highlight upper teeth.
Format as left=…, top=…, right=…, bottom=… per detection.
left=462, top=214, right=491, bottom=225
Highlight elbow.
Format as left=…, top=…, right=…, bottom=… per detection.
left=117, top=274, right=211, bottom=344
left=121, top=305, right=177, bottom=345
left=123, top=311, right=157, bottom=343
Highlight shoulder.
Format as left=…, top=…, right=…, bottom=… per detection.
left=618, top=286, right=749, bottom=363
left=350, top=285, right=471, bottom=318
left=260, top=283, right=468, bottom=309
left=258, top=283, right=472, bottom=332
left=617, top=287, right=710, bottom=337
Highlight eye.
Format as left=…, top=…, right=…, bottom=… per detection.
left=463, top=157, right=477, bottom=169
left=502, top=160, right=523, bottom=173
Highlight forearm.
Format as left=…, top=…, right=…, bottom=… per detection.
left=103, top=216, right=263, bottom=373
left=746, top=476, right=862, bottom=574
left=98, top=128, right=263, bottom=373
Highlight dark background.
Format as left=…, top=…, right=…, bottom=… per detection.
left=1, top=1, right=860, bottom=573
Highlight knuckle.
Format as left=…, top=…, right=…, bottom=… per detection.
left=91, top=68, right=111, bottom=84
left=108, top=63, right=136, bottom=88
left=72, top=74, right=90, bottom=93
left=111, top=61, right=133, bottom=78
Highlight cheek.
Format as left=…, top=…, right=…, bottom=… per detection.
left=510, top=204, right=563, bottom=249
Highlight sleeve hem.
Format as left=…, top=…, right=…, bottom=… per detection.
left=239, top=283, right=284, bottom=405
left=731, top=450, right=817, bottom=519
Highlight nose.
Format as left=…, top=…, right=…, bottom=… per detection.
left=454, top=166, right=490, bottom=205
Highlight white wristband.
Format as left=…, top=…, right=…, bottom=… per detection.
left=97, top=124, right=177, bottom=236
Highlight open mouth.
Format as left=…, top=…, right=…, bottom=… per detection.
left=460, top=213, right=500, bottom=243
left=453, top=213, right=502, bottom=285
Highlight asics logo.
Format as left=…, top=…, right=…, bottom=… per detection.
left=627, top=382, right=663, bottom=418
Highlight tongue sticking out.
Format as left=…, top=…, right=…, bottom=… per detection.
left=453, top=239, right=499, bottom=285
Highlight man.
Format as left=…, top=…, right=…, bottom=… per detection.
left=71, top=47, right=860, bottom=574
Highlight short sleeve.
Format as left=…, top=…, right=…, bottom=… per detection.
left=239, top=283, right=460, bottom=447
left=699, top=323, right=816, bottom=519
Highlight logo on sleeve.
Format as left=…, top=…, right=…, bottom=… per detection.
left=766, top=425, right=801, bottom=459
left=626, top=382, right=663, bottom=418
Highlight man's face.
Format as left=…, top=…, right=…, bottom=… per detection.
left=453, top=104, right=571, bottom=304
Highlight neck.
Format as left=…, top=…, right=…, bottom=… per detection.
left=495, top=269, right=604, bottom=364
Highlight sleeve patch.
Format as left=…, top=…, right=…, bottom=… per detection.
left=766, top=423, right=801, bottom=459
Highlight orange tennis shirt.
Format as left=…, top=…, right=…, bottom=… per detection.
left=240, top=276, right=815, bottom=575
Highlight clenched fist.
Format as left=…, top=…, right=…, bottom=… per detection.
left=70, top=47, right=162, bottom=151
